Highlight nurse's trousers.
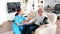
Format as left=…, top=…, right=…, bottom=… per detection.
left=12, top=24, right=23, bottom=34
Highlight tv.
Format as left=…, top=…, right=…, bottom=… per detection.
left=7, top=2, right=20, bottom=13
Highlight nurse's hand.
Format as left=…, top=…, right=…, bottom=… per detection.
left=17, top=23, right=23, bottom=26
left=23, top=22, right=28, bottom=24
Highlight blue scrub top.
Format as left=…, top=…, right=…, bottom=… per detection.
left=13, top=15, right=26, bottom=26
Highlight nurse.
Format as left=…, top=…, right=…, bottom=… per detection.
left=12, top=9, right=26, bottom=34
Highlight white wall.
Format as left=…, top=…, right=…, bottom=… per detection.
left=44, top=0, right=60, bottom=7
left=55, top=0, right=60, bottom=4
left=0, top=0, right=20, bottom=25
left=44, top=0, right=56, bottom=7
left=0, top=0, right=42, bottom=25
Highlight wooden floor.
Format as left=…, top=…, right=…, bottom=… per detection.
left=0, top=21, right=13, bottom=33
left=0, top=19, right=60, bottom=34
left=56, top=19, right=60, bottom=34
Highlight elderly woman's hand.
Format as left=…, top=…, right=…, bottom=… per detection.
left=39, top=24, right=47, bottom=28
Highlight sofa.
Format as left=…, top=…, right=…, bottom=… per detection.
left=0, top=10, right=57, bottom=34
left=27, top=11, right=57, bottom=34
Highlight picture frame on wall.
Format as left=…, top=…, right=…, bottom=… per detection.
left=7, top=2, right=20, bottom=13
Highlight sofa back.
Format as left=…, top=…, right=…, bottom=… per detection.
left=46, top=13, right=57, bottom=24
left=28, top=11, right=38, bottom=20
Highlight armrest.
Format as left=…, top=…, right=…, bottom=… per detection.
left=35, top=24, right=57, bottom=34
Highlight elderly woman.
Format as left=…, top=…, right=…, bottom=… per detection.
left=26, top=7, right=51, bottom=34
